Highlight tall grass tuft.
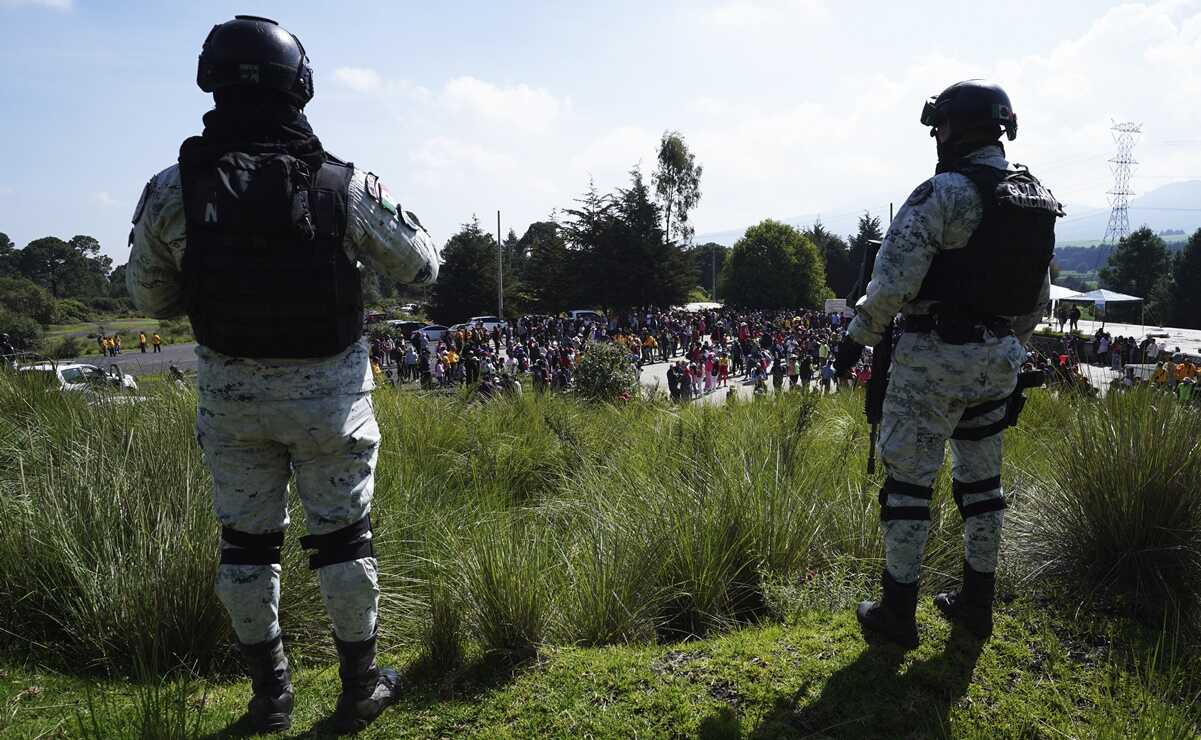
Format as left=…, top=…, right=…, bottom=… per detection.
left=1010, top=387, right=1201, bottom=624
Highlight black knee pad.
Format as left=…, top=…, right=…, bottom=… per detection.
left=220, top=527, right=284, bottom=565
left=878, top=477, right=933, bottom=522
left=951, top=476, right=1006, bottom=520
left=299, top=515, right=375, bottom=570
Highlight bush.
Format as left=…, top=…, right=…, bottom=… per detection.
left=1009, top=387, right=1201, bottom=625
left=0, top=277, right=56, bottom=324
left=53, top=298, right=91, bottom=324
left=158, top=318, right=194, bottom=344
left=86, top=296, right=128, bottom=314
left=573, top=341, right=638, bottom=402
left=43, top=335, right=85, bottom=360
left=2, top=374, right=1198, bottom=681
left=0, top=308, right=42, bottom=349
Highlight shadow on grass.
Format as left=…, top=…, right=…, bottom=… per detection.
left=698, top=623, right=984, bottom=740
left=200, top=652, right=526, bottom=739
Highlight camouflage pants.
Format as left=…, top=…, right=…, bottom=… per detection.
left=877, top=331, right=1024, bottom=584
left=196, top=393, right=381, bottom=644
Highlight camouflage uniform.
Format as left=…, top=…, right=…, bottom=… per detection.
left=128, top=164, right=439, bottom=644
left=846, top=144, right=1049, bottom=585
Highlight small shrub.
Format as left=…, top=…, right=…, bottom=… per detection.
left=54, top=298, right=91, bottom=323
left=1010, top=387, right=1201, bottom=624
left=0, top=307, right=42, bottom=349
left=573, top=341, right=638, bottom=402
left=43, top=335, right=85, bottom=359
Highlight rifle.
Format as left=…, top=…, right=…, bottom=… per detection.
left=848, top=239, right=890, bottom=474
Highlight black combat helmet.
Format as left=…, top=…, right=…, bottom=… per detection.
left=196, top=15, right=314, bottom=106
left=921, top=79, right=1016, bottom=142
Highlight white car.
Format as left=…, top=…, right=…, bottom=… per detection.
left=467, top=315, right=506, bottom=333
left=19, top=362, right=139, bottom=393
left=567, top=309, right=605, bottom=324
left=414, top=324, right=449, bottom=345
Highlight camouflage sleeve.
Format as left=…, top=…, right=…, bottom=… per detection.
left=846, top=178, right=948, bottom=347
left=1012, top=268, right=1051, bottom=345
left=127, top=166, right=189, bottom=319
left=347, top=169, right=440, bottom=285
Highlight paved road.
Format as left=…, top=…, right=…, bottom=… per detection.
left=67, top=343, right=199, bottom=377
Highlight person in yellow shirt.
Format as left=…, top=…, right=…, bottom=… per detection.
left=114, top=335, right=122, bottom=355
left=1151, top=362, right=1168, bottom=386
left=1176, top=360, right=1197, bottom=382
left=642, top=334, right=658, bottom=365
left=152, top=333, right=162, bottom=353
left=101, top=336, right=113, bottom=357
left=139, top=332, right=148, bottom=353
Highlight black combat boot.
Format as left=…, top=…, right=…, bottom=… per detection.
left=332, top=630, right=402, bottom=732
left=856, top=569, right=920, bottom=650
left=934, top=560, right=996, bottom=640
left=237, top=634, right=293, bottom=733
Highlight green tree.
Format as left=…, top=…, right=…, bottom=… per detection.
left=428, top=219, right=518, bottom=324
left=1099, top=226, right=1170, bottom=323
left=846, top=212, right=884, bottom=294
left=0, top=232, right=18, bottom=278
left=687, top=242, right=729, bottom=300
left=565, top=169, right=694, bottom=311
left=107, top=264, right=129, bottom=299
left=520, top=221, right=576, bottom=313
left=653, top=131, right=703, bottom=245
left=803, top=220, right=852, bottom=298
left=17, top=235, right=111, bottom=298
left=0, top=277, right=57, bottom=323
left=1168, top=229, right=1201, bottom=329
left=719, top=220, right=830, bottom=309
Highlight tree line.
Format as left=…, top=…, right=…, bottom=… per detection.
left=423, top=131, right=889, bottom=324
left=0, top=233, right=127, bottom=348
left=1096, top=226, right=1201, bottom=329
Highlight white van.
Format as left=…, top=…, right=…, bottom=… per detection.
left=567, top=310, right=604, bottom=323
left=467, top=316, right=505, bottom=333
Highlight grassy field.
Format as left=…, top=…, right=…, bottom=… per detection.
left=0, top=375, right=1197, bottom=738
left=39, top=317, right=194, bottom=357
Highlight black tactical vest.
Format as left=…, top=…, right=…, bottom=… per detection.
left=180, top=151, right=362, bottom=358
left=916, top=165, right=1060, bottom=317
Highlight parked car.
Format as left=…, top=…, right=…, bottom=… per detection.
left=467, top=315, right=506, bottom=333
left=399, top=303, right=419, bottom=313
left=413, top=324, right=448, bottom=345
left=18, top=362, right=139, bottom=393
left=568, top=309, right=605, bottom=323
left=383, top=320, right=423, bottom=339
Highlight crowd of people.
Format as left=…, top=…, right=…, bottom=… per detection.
left=95, top=330, right=162, bottom=357
left=366, top=307, right=873, bottom=402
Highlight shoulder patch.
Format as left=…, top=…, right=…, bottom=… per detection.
left=364, top=171, right=398, bottom=216
left=131, top=177, right=154, bottom=225
left=905, top=180, right=934, bottom=208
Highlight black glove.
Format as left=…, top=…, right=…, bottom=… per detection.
left=833, top=339, right=864, bottom=378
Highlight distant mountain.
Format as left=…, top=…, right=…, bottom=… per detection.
left=697, top=180, right=1201, bottom=247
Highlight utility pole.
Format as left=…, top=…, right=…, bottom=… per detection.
left=496, top=210, right=504, bottom=319
left=711, top=243, right=717, bottom=302
left=1101, top=121, right=1141, bottom=245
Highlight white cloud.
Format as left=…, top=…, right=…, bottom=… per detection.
left=333, top=67, right=383, bottom=94
left=441, top=77, right=565, bottom=135
left=91, top=191, right=119, bottom=208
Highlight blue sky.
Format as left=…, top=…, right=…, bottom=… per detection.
left=2, top=0, right=1200, bottom=264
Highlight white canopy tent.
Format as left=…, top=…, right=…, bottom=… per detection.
left=1048, top=284, right=1079, bottom=319
left=1059, top=288, right=1145, bottom=330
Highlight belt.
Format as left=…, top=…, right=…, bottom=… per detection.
left=903, top=314, right=1013, bottom=345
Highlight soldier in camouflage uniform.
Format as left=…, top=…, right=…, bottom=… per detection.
left=127, top=16, right=439, bottom=733
left=835, top=80, right=1059, bottom=649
